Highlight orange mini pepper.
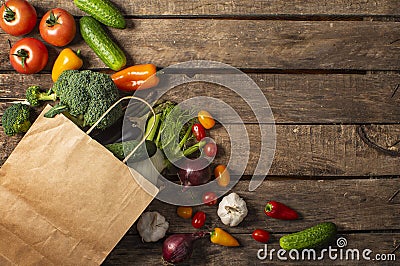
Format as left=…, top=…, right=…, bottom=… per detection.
left=51, top=48, right=83, bottom=82
left=210, top=228, right=240, bottom=247
left=111, top=64, right=159, bottom=92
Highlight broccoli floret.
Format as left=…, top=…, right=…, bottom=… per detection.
left=44, top=70, right=122, bottom=130
left=1, top=103, right=31, bottom=136
left=26, top=85, right=57, bottom=107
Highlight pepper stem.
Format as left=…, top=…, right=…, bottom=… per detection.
left=265, top=203, right=273, bottom=213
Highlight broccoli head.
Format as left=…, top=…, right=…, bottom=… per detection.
left=26, top=85, right=57, bottom=107
left=45, top=70, right=122, bottom=130
left=2, top=103, right=31, bottom=136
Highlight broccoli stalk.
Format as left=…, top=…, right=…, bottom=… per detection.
left=1, top=103, right=31, bottom=136
left=26, top=85, right=57, bottom=107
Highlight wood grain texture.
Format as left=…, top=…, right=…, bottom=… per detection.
left=104, top=233, right=400, bottom=265
left=1, top=73, right=400, bottom=124
left=2, top=20, right=400, bottom=71
left=209, top=124, right=400, bottom=176
left=145, top=179, right=400, bottom=233
left=1, top=124, right=399, bottom=176
left=28, top=0, right=400, bottom=17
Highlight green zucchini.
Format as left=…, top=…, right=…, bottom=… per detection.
left=80, top=16, right=126, bottom=71
left=279, top=222, right=337, bottom=250
left=74, top=0, right=126, bottom=29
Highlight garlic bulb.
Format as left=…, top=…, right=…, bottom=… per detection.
left=217, top=192, right=248, bottom=227
left=137, top=211, right=169, bottom=242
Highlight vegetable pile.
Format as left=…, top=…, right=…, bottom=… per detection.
left=0, top=1, right=340, bottom=264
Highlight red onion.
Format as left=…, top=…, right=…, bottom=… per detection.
left=162, top=232, right=209, bottom=264
left=177, top=158, right=212, bottom=186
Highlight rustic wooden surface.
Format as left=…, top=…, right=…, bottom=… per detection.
left=0, top=0, right=399, bottom=265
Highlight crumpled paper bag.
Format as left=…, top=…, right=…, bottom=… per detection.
left=0, top=105, right=158, bottom=265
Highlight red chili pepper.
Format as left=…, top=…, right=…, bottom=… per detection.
left=111, top=64, right=159, bottom=91
left=264, top=201, right=299, bottom=220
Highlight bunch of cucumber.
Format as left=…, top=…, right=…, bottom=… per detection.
left=74, top=0, right=127, bottom=71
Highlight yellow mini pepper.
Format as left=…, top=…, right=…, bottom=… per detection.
left=52, top=48, right=83, bottom=82
left=210, top=227, right=240, bottom=247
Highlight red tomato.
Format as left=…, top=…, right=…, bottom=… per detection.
left=214, top=164, right=230, bottom=187
left=39, top=8, right=76, bottom=47
left=9, top=37, right=48, bottom=74
left=203, top=142, right=217, bottom=157
left=191, top=123, right=206, bottom=141
left=198, top=110, right=215, bottom=129
left=202, top=192, right=218, bottom=206
left=252, top=229, right=270, bottom=243
left=191, top=211, right=206, bottom=229
left=177, top=206, right=193, bottom=219
left=0, top=0, right=37, bottom=36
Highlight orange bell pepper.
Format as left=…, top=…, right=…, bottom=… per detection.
left=111, top=64, right=159, bottom=92
left=210, top=228, right=240, bottom=247
left=51, top=48, right=83, bottom=82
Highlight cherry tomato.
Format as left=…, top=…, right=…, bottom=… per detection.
left=9, top=37, right=48, bottom=74
left=177, top=206, right=193, bottom=219
left=39, top=8, right=76, bottom=47
left=202, top=192, right=218, bottom=206
left=191, top=123, right=206, bottom=141
left=203, top=142, right=217, bottom=157
left=0, top=0, right=36, bottom=36
left=191, top=211, right=206, bottom=229
left=252, top=229, right=270, bottom=243
left=214, top=164, right=230, bottom=187
left=198, top=110, right=215, bottom=129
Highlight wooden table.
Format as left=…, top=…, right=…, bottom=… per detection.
left=1, top=1, right=400, bottom=265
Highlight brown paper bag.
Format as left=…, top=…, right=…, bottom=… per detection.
left=0, top=105, right=158, bottom=265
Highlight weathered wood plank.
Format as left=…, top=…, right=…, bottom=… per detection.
left=1, top=73, right=400, bottom=124
left=104, top=232, right=400, bottom=265
left=1, top=124, right=399, bottom=176
left=210, top=124, right=400, bottom=176
left=143, top=179, right=400, bottom=233
left=1, top=20, right=400, bottom=70
left=30, top=0, right=400, bottom=17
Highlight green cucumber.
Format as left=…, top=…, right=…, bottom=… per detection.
left=279, top=222, right=337, bottom=250
left=74, top=0, right=126, bottom=29
left=80, top=16, right=126, bottom=71
left=105, top=140, right=157, bottom=162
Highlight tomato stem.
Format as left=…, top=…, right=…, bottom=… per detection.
left=3, top=4, right=15, bottom=22
left=45, top=11, right=60, bottom=27
left=12, top=49, right=29, bottom=68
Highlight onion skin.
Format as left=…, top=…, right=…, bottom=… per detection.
left=162, top=232, right=208, bottom=264
left=177, top=158, right=211, bottom=186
